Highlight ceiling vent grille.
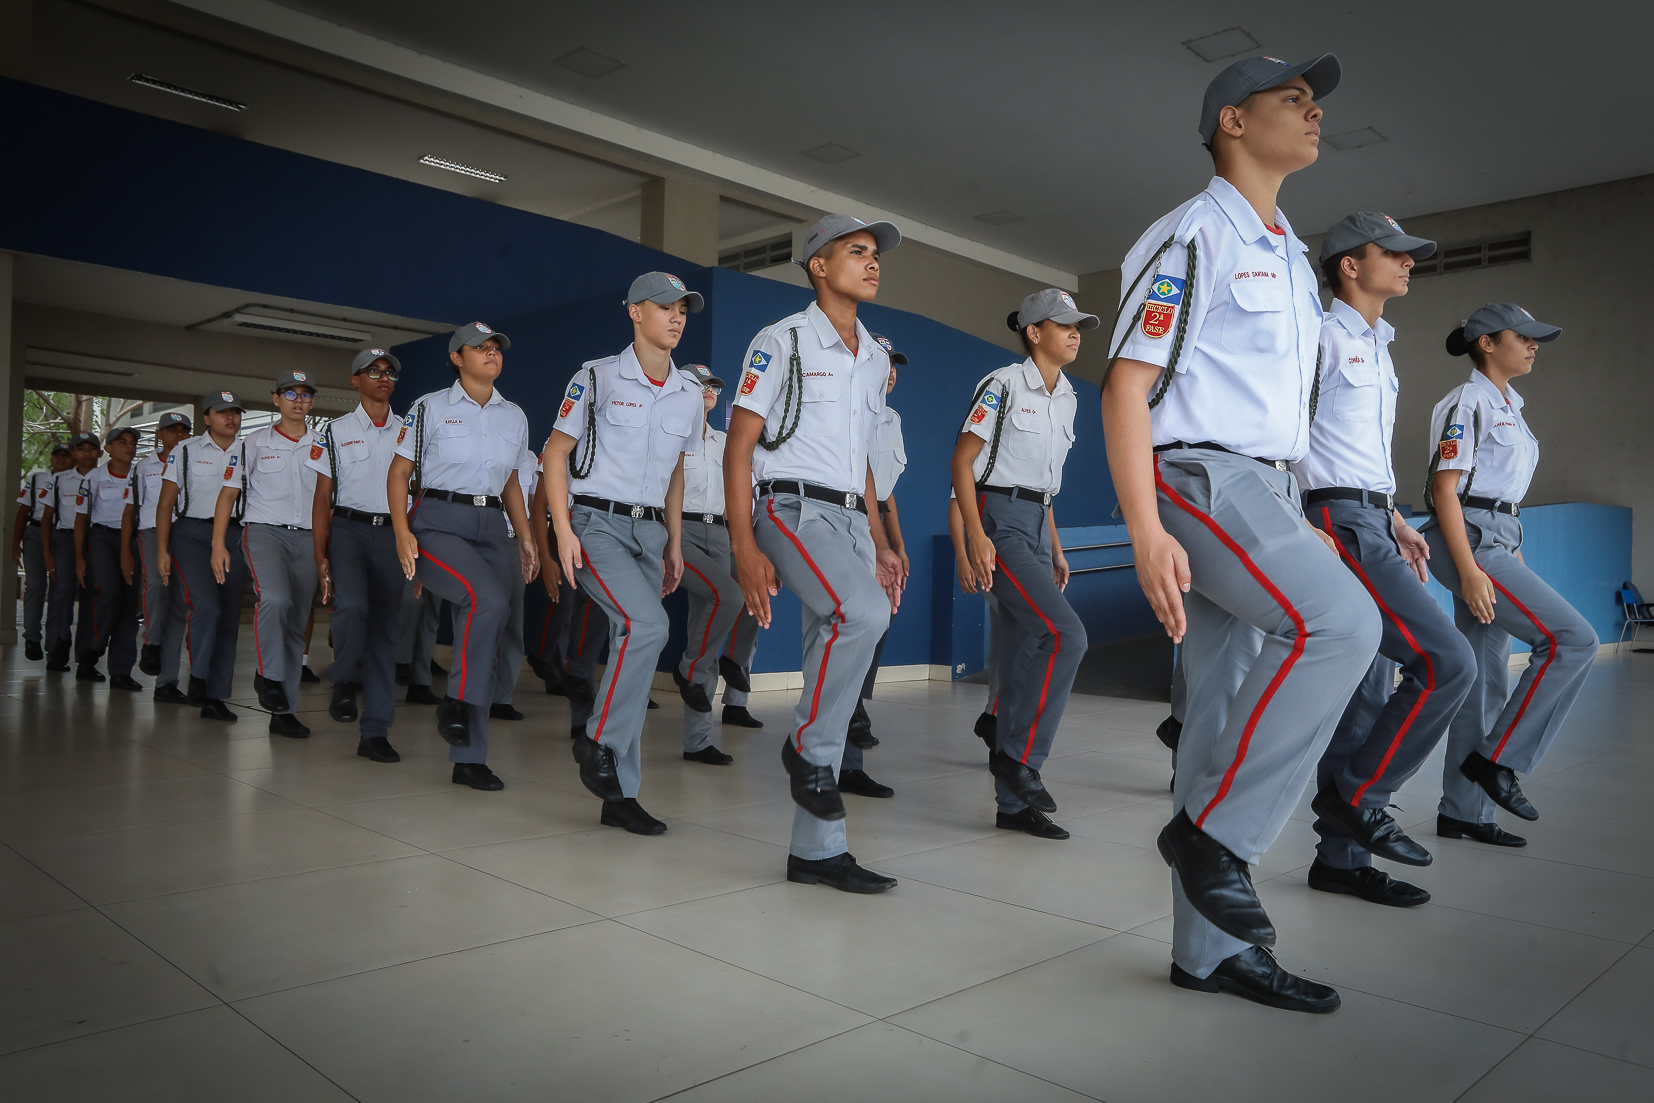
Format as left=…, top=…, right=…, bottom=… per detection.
left=1412, top=232, right=1531, bottom=277
left=719, top=235, right=793, bottom=273
left=128, top=73, right=246, bottom=112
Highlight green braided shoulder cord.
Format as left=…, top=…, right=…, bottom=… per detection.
left=231, top=441, right=246, bottom=522
left=324, top=422, right=339, bottom=509
left=757, top=328, right=804, bottom=452
left=1307, top=344, right=1324, bottom=425
left=1146, top=238, right=1198, bottom=409
left=977, top=383, right=1013, bottom=485
left=410, top=401, right=428, bottom=497
left=568, top=368, right=599, bottom=479
left=1099, top=231, right=1178, bottom=394
left=176, top=445, right=189, bottom=518
left=1421, top=402, right=1482, bottom=512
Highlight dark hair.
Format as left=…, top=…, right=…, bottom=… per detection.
left=1006, top=311, right=1034, bottom=355
left=1320, top=242, right=1371, bottom=294
left=1446, top=325, right=1492, bottom=367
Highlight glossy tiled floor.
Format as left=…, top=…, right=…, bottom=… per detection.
left=3, top=633, right=1652, bottom=1102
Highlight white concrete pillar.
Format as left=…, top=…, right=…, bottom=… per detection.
left=640, top=179, right=720, bottom=267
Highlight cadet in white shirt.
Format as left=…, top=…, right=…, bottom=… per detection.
left=489, top=464, right=538, bottom=723
left=72, top=428, right=143, bottom=687
left=1294, top=214, right=1477, bottom=905
left=41, top=432, right=102, bottom=672
left=543, top=272, right=704, bottom=836
left=1102, top=55, right=1379, bottom=1014
left=156, top=393, right=248, bottom=721
left=389, top=323, right=538, bottom=791
left=727, top=215, right=904, bottom=894
left=12, top=443, right=71, bottom=661
left=671, top=363, right=742, bottom=767
left=129, top=413, right=194, bottom=703
left=1421, top=304, right=1597, bottom=844
left=309, top=350, right=405, bottom=760
left=952, top=290, right=1091, bottom=839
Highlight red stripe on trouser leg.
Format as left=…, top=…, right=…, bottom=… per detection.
left=1155, top=456, right=1310, bottom=829
left=993, top=555, right=1060, bottom=763
left=172, top=534, right=196, bottom=669
left=418, top=550, right=475, bottom=699
left=576, top=603, right=592, bottom=657
left=581, top=558, right=630, bottom=744
left=765, top=498, right=842, bottom=753
left=682, top=561, right=720, bottom=681
left=1485, top=576, right=1557, bottom=762
left=241, top=529, right=265, bottom=676
left=1321, top=508, right=1434, bottom=805
left=536, top=605, right=555, bottom=653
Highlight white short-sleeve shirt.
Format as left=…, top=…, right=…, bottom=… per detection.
left=869, top=407, right=907, bottom=502
left=50, top=468, right=91, bottom=530
left=18, top=469, right=52, bottom=522
left=78, top=463, right=133, bottom=528
left=394, top=381, right=534, bottom=498
left=550, top=346, right=703, bottom=509
left=132, top=453, right=169, bottom=530
left=1109, top=176, right=1322, bottom=462
left=225, top=424, right=323, bottom=529
left=1426, top=370, right=1539, bottom=505
left=681, top=426, right=726, bottom=516
left=304, top=404, right=401, bottom=515
left=963, top=359, right=1077, bottom=495
left=163, top=434, right=242, bottom=521
left=1292, top=298, right=1400, bottom=494
left=733, top=302, right=890, bottom=495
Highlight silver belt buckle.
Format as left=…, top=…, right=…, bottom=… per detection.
left=1274, top=460, right=1288, bottom=472
left=701, top=513, right=714, bottom=525
left=1041, top=491, right=1053, bottom=506
left=630, top=504, right=644, bottom=519
left=471, top=495, right=487, bottom=507
left=371, top=515, right=385, bottom=526
left=1509, top=502, right=1520, bottom=517
left=844, top=492, right=858, bottom=510
left=1382, top=493, right=1394, bottom=511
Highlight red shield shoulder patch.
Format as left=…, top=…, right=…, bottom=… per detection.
left=558, top=398, right=576, bottom=420
left=309, top=444, right=325, bottom=461
left=396, top=426, right=407, bottom=445
left=1141, top=302, right=1176, bottom=339
left=739, top=370, right=761, bottom=396
left=968, top=405, right=989, bottom=424
left=1439, top=440, right=1459, bottom=461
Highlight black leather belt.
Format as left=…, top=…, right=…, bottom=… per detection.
left=681, top=512, right=727, bottom=527
left=92, top=523, right=123, bottom=532
left=25, top=519, right=40, bottom=528
left=877, top=499, right=891, bottom=515
left=1304, top=487, right=1394, bottom=512
left=175, top=516, right=220, bottom=525
left=977, top=483, right=1054, bottom=507
left=1463, top=495, right=1520, bottom=517
left=573, top=494, right=664, bottom=523
left=334, top=507, right=393, bottom=527
left=421, top=488, right=502, bottom=510
left=757, top=480, right=866, bottom=515
left=1154, top=441, right=1290, bottom=472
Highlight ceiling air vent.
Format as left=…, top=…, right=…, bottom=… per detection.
left=128, top=73, right=246, bottom=112
left=719, top=235, right=793, bottom=273
left=191, top=307, right=374, bottom=347
left=1411, top=232, right=1531, bottom=278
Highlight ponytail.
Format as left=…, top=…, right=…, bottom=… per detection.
left=1006, top=311, right=1033, bottom=355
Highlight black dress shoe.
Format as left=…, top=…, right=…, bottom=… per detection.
left=200, top=700, right=238, bottom=722
left=572, top=733, right=623, bottom=801
left=1156, top=810, right=1275, bottom=947
left=565, top=677, right=595, bottom=707
left=329, top=682, right=359, bottom=723
left=436, top=696, right=471, bottom=747
left=988, top=750, right=1056, bottom=813
left=405, top=683, right=441, bottom=705
left=1437, top=813, right=1527, bottom=847
left=526, top=654, right=549, bottom=680
left=1171, top=946, right=1340, bottom=1014
left=1310, top=783, right=1433, bottom=866
left=570, top=723, right=586, bottom=740
left=996, top=807, right=1070, bottom=839
left=25, top=641, right=44, bottom=662
left=137, top=644, right=160, bottom=675
left=1460, top=752, right=1538, bottom=820
left=187, top=676, right=209, bottom=706
left=1156, top=714, right=1183, bottom=752
left=269, top=713, right=311, bottom=738
left=153, top=682, right=189, bottom=704
left=452, top=762, right=504, bottom=791
left=847, top=700, right=879, bottom=749
left=429, top=660, right=446, bottom=677
left=718, top=654, right=751, bottom=693
left=543, top=676, right=567, bottom=697
left=721, top=705, right=763, bottom=728
left=300, top=665, right=321, bottom=684
left=1307, top=859, right=1431, bottom=907
left=489, top=702, right=524, bottom=721
left=673, top=670, right=712, bottom=713
left=781, top=739, right=845, bottom=821
left=601, top=797, right=667, bottom=835
left=76, top=665, right=105, bottom=683
left=647, top=697, right=659, bottom=710
left=357, top=736, right=401, bottom=763
left=786, top=852, right=896, bottom=893
left=839, top=769, right=894, bottom=798
left=974, top=710, right=996, bottom=755
left=46, top=644, right=71, bottom=671
left=683, top=746, right=734, bottom=765
left=110, top=675, right=143, bottom=692
left=395, top=662, right=413, bottom=686
left=254, top=674, right=290, bottom=713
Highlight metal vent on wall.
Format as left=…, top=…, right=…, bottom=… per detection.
left=719, top=235, right=793, bottom=273
left=1412, top=232, right=1531, bottom=277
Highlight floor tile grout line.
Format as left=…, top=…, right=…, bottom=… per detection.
left=219, top=1001, right=368, bottom=1103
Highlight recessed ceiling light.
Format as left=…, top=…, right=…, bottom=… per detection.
left=418, top=155, right=507, bottom=183
left=128, top=73, right=246, bottom=111
left=974, top=210, right=1025, bottom=226
left=1182, top=27, right=1260, bottom=63
left=1325, top=127, right=1388, bottom=151
left=555, top=47, right=626, bottom=78
left=800, top=143, right=860, bottom=165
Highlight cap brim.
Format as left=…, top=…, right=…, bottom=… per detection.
left=1286, top=53, right=1341, bottom=100
left=356, top=353, right=402, bottom=373
left=642, top=290, right=705, bottom=313
left=889, top=353, right=908, bottom=366
left=467, top=333, right=511, bottom=350
left=826, top=220, right=901, bottom=255
left=1049, top=309, right=1101, bottom=331
left=1512, top=321, right=1562, bottom=342
left=1373, top=233, right=1437, bottom=260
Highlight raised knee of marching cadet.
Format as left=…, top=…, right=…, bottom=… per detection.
left=630, top=599, right=671, bottom=653
left=1307, top=587, right=1382, bottom=668
left=838, top=586, right=890, bottom=650
left=1434, top=630, right=1479, bottom=701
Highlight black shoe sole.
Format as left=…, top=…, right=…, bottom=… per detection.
left=357, top=746, right=401, bottom=763
left=1307, top=874, right=1430, bottom=908
left=786, top=869, right=897, bottom=893
left=452, top=774, right=504, bottom=791
left=996, top=818, right=1069, bottom=840
left=1437, top=822, right=1527, bottom=848
left=1170, top=964, right=1340, bottom=1014
left=600, top=807, right=668, bottom=835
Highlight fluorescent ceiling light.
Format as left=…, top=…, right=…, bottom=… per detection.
left=128, top=73, right=246, bottom=111
left=555, top=47, right=625, bottom=78
left=1326, top=127, right=1388, bottom=151
left=418, top=155, right=507, bottom=183
left=229, top=311, right=371, bottom=343
left=800, top=143, right=860, bottom=165
left=1182, top=27, right=1260, bottom=63
left=975, top=210, right=1025, bottom=226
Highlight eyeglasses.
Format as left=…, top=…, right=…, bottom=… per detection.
left=278, top=390, right=316, bottom=403
left=359, top=368, right=398, bottom=381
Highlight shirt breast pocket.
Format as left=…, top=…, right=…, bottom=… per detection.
left=1333, top=363, right=1380, bottom=422
left=338, top=441, right=371, bottom=466
left=1005, top=407, right=1047, bottom=459
left=255, top=454, right=287, bottom=473
left=802, top=374, right=841, bottom=403
left=1489, top=423, right=1521, bottom=448
left=433, top=424, right=473, bottom=461
left=1221, top=277, right=1290, bottom=355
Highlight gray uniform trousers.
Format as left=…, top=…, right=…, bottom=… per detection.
left=48, top=527, right=95, bottom=656
left=753, top=492, right=890, bottom=861
left=1154, top=450, right=1381, bottom=978
left=679, top=519, right=744, bottom=752
left=566, top=590, right=610, bottom=728
left=87, top=526, right=141, bottom=676
left=397, top=580, right=441, bottom=687
left=169, top=518, right=245, bottom=700
left=1420, top=509, right=1598, bottom=823
left=981, top=493, right=1089, bottom=815
left=138, top=529, right=187, bottom=687
left=1307, top=500, right=1478, bottom=868
left=841, top=623, right=890, bottom=772
left=326, top=516, right=403, bottom=739
left=569, top=506, right=669, bottom=797
left=533, top=578, right=576, bottom=680
left=22, top=524, right=47, bottom=645
left=493, top=536, right=526, bottom=706
left=242, top=524, right=318, bottom=716
left=409, top=498, right=514, bottom=764
left=714, top=602, right=761, bottom=709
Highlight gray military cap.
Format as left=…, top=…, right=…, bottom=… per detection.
left=680, top=363, right=725, bottom=390
left=50, top=441, right=72, bottom=456
left=351, top=347, right=402, bottom=375
left=202, top=390, right=245, bottom=413
left=70, top=431, right=102, bottom=449
left=1452, top=303, right=1562, bottom=352
left=870, top=334, right=908, bottom=366
left=449, top=322, right=511, bottom=353
left=156, top=411, right=193, bottom=432
left=1320, top=212, right=1437, bottom=264
left=626, top=272, right=704, bottom=313
left=1015, top=288, right=1100, bottom=331
left=107, top=426, right=140, bottom=444
left=1199, top=54, right=1341, bottom=147
left=274, top=370, right=317, bottom=392
left=795, top=214, right=901, bottom=267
